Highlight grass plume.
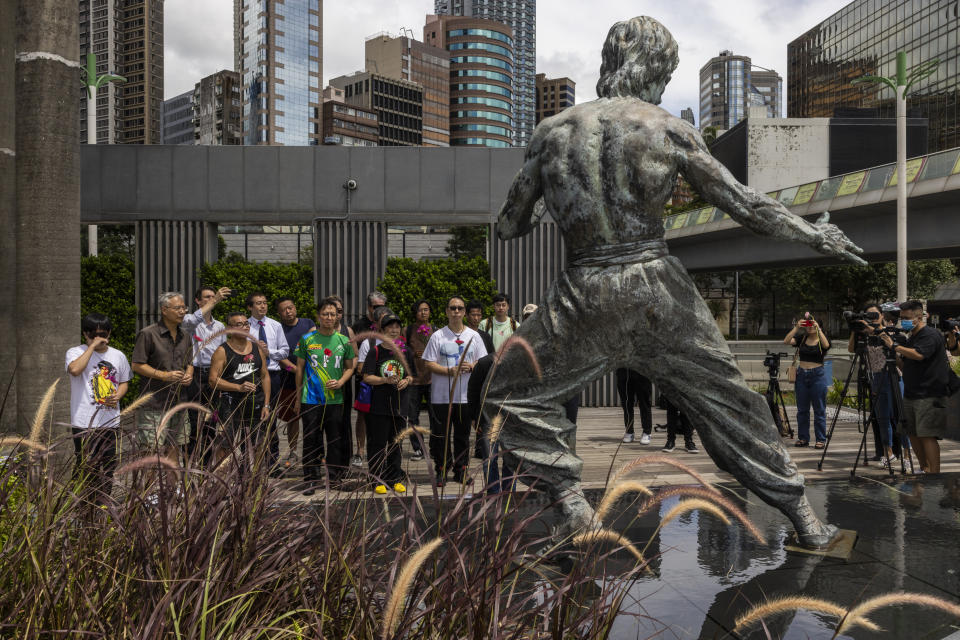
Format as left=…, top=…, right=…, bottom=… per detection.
left=836, top=592, right=960, bottom=635
left=382, top=537, right=444, bottom=639
left=488, top=414, right=504, bottom=445
left=0, top=436, right=49, bottom=453
left=28, top=379, right=60, bottom=444
left=735, top=596, right=879, bottom=632
left=352, top=330, right=411, bottom=376
left=659, top=498, right=730, bottom=528
left=494, top=335, right=542, bottom=380
left=115, top=454, right=181, bottom=476
left=118, top=392, right=157, bottom=418
left=572, top=528, right=647, bottom=565
left=610, top=454, right=719, bottom=495
left=392, top=425, right=429, bottom=447
left=156, top=402, right=211, bottom=443
left=595, top=481, right=652, bottom=522
left=639, top=486, right=767, bottom=545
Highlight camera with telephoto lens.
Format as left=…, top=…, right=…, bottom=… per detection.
left=843, top=309, right=880, bottom=331
left=941, top=317, right=960, bottom=333
left=764, top=351, right=787, bottom=375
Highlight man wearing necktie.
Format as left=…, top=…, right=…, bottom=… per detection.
left=245, top=291, right=292, bottom=474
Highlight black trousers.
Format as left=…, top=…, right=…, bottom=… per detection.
left=340, top=378, right=356, bottom=461
left=302, top=403, right=345, bottom=481
left=430, top=403, right=471, bottom=477
left=615, top=368, right=652, bottom=434
left=72, top=427, right=119, bottom=504
left=366, top=412, right=404, bottom=484
left=663, top=397, right=694, bottom=443
left=186, top=367, right=217, bottom=463
left=407, top=383, right=433, bottom=451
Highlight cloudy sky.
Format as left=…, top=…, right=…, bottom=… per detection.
left=165, top=0, right=849, bottom=122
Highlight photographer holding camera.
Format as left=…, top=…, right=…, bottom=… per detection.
left=847, top=304, right=901, bottom=466
left=879, top=300, right=950, bottom=474
left=784, top=313, right=831, bottom=448
left=944, top=318, right=959, bottom=357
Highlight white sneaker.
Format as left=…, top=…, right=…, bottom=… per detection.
left=622, top=433, right=634, bottom=443
left=350, top=455, right=363, bottom=467
left=880, top=456, right=898, bottom=469
left=639, top=433, right=651, bottom=445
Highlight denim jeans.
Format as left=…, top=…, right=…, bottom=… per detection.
left=795, top=366, right=828, bottom=442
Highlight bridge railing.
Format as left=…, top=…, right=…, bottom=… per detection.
left=664, top=146, right=960, bottom=232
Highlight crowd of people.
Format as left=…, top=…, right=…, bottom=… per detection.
left=64, top=287, right=957, bottom=501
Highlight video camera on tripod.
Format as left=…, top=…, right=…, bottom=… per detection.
left=763, top=351, right=788, bottom=375
left=762, top=350, right=793, bottom=438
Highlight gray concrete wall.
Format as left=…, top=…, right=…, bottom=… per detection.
left=746, top=118, right=831, bottom=192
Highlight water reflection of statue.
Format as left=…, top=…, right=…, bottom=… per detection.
left=484, top=16, right=865, bottom=548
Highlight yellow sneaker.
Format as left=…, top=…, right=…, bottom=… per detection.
left=393, top=482, right=407, bottom=493
left=374, top=484, right=387, bottom=495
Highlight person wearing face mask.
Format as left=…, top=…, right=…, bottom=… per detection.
left=784, top=313, right=831, bottom=448
left=880, top=300, right=951, bottom=474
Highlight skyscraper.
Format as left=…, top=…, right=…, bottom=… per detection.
left=329, top=71, right=424, bottom=146
left=788, top=0, right=960, bottom=153
left=534, top=73, right=574, bottom=124
left=161, top=90, right=194, bottom=144
left=234, top=0, right=322, bottom=145
left=680, top=107, right=695, bottom=127
left=425, top=14, right=514, bottom=147
left=193, top=70, right=243, bottom=145
left=365, top=33, right=450, bottom=146
left=79, top=0, right=164, bottom=144
left=434, top=0, right=535, bottom=147
left=699, top=50, right=781, bottom=132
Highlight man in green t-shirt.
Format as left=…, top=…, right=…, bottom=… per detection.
left=294, top=298, right=355, bottom=495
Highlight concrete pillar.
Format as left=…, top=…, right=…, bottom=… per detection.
left=0, top=0, right=16, bottom=432
left=15, top=0, right=80, bottom=436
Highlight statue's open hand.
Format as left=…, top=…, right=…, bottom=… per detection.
left=811, top=211, right=866, bottom=265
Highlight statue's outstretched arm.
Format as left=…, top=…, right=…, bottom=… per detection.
left=498, top=144, right=544, bottom=241
left=675, top=124, right=865, bottom=265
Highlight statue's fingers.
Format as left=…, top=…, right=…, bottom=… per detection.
left=844, top=249, right=867, bottom=266
left=816, top=211, right=831, bottom=225
left=846, top=239, right=865, bottom=254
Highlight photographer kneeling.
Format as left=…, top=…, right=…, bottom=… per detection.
left=847, top=304, right=902, bottom=466
left=880, top=300, right=950, bottom=474
left=784, top=314, right=830, bottom=448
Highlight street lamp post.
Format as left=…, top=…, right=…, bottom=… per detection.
left=82, top=52, right=125, bottom=256
left=852, top=52, right=937, bottom=302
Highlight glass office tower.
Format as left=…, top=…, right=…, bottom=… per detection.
left=234, top=0, right=322, bottom=145
left=788, top=0, right=959, bottom=152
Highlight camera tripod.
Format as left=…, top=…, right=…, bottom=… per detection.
left=818, top=339, right=914, bottom=476
left=763, top=358, right=793, bottom=439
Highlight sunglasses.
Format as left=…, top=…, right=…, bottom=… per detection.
left=448, top=306, right=465, bottom=311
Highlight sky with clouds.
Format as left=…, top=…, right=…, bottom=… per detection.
left=165, top=0, right=851, bottom=123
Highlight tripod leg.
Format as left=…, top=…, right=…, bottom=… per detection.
left=818, top=352, right=861, bottom=471
left=775, top=384, right=793, bottom=439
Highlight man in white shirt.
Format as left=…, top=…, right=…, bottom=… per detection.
left=246, top=291, right=291, bottom=472
left=421, top=295, right=488, bottom=485
left=65, top=313, right=131, bottom=503
left=478, top=293, right=519, bottom=352
left=182, top=285, right=230, bottom=463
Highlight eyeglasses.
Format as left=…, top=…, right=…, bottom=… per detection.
left=229, top=321, right=250, bottom=328
left=448, top=306, right=465, bottom=311
left=165, top=305, right=188, bottom=312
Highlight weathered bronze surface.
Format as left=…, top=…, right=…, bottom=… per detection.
left=485, top=16, right=864, bottom=548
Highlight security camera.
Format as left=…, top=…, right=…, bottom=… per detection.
left=344, top=179, right=358, bottom=190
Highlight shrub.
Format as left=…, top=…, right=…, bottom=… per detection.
left=377, top=256, right=498, bottom=325
left=199, top=260, right=317, bottom=321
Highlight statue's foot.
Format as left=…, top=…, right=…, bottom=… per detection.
left=797, top=523, right=839, bottom=550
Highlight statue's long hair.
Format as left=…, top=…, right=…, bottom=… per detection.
left=596, top=16, right=679, bottom=104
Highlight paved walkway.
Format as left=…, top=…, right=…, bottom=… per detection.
left=275, top=406, right=960, bottom=499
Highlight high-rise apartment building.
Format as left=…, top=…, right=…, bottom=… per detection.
left=79, top=0, right=163, bottom=144
left=425, top=14, right=514, bottom=147
left=534, top=73, right=574, bottom=124
left=788, top=0, right=959, bottom=152
left=321, top=100, right=379, bottom=147
left=365, top=33, right=451, bottom=146
left=330, top=71, right=424, bottom=146
left=234, top=0, right=322, bottom=145
left=161, top=90, right=194, bottom=144
left=699, top=50, right=781, bottom=131
left=194, top=70, right=243, bottom=145
left=434, top=0, right=534, bottom=146
left=680, top=107, right=695, bottom=127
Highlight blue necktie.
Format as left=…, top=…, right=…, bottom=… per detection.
left=258, top=320, right=267, bottom=345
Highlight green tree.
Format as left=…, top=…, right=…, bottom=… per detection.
left=376, top=256, right=498, bottom=325
left=445, top=226, right=488, bottom=260
left=701, top=125, right=719, bottom=146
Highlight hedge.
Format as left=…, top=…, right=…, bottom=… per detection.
left=198, top=261, right=317, bottom=320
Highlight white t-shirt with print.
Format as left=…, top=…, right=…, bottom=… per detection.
left=421, top=326, right=488, bottom=404
left=65, top=345, right=132, bottom=429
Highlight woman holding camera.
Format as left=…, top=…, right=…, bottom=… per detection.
left=784, top=314, right=831, bottom=448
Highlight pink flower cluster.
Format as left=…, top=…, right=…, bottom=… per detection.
left=416, top=324, right=431, bottom=336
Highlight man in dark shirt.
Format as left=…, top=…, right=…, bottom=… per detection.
left=881, top=300, right=950, bottom=473
left=465, top=300, right=496, bottom=354
left=349, top=291, right=388, bottom=467
left=131, top=292, right=195, bottom=459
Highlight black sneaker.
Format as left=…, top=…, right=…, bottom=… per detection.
left=302, top=483, right=317, bottom=496
left=685, top=440, right=699, bottom=454
left=661, top=440, right=676, bottom=452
